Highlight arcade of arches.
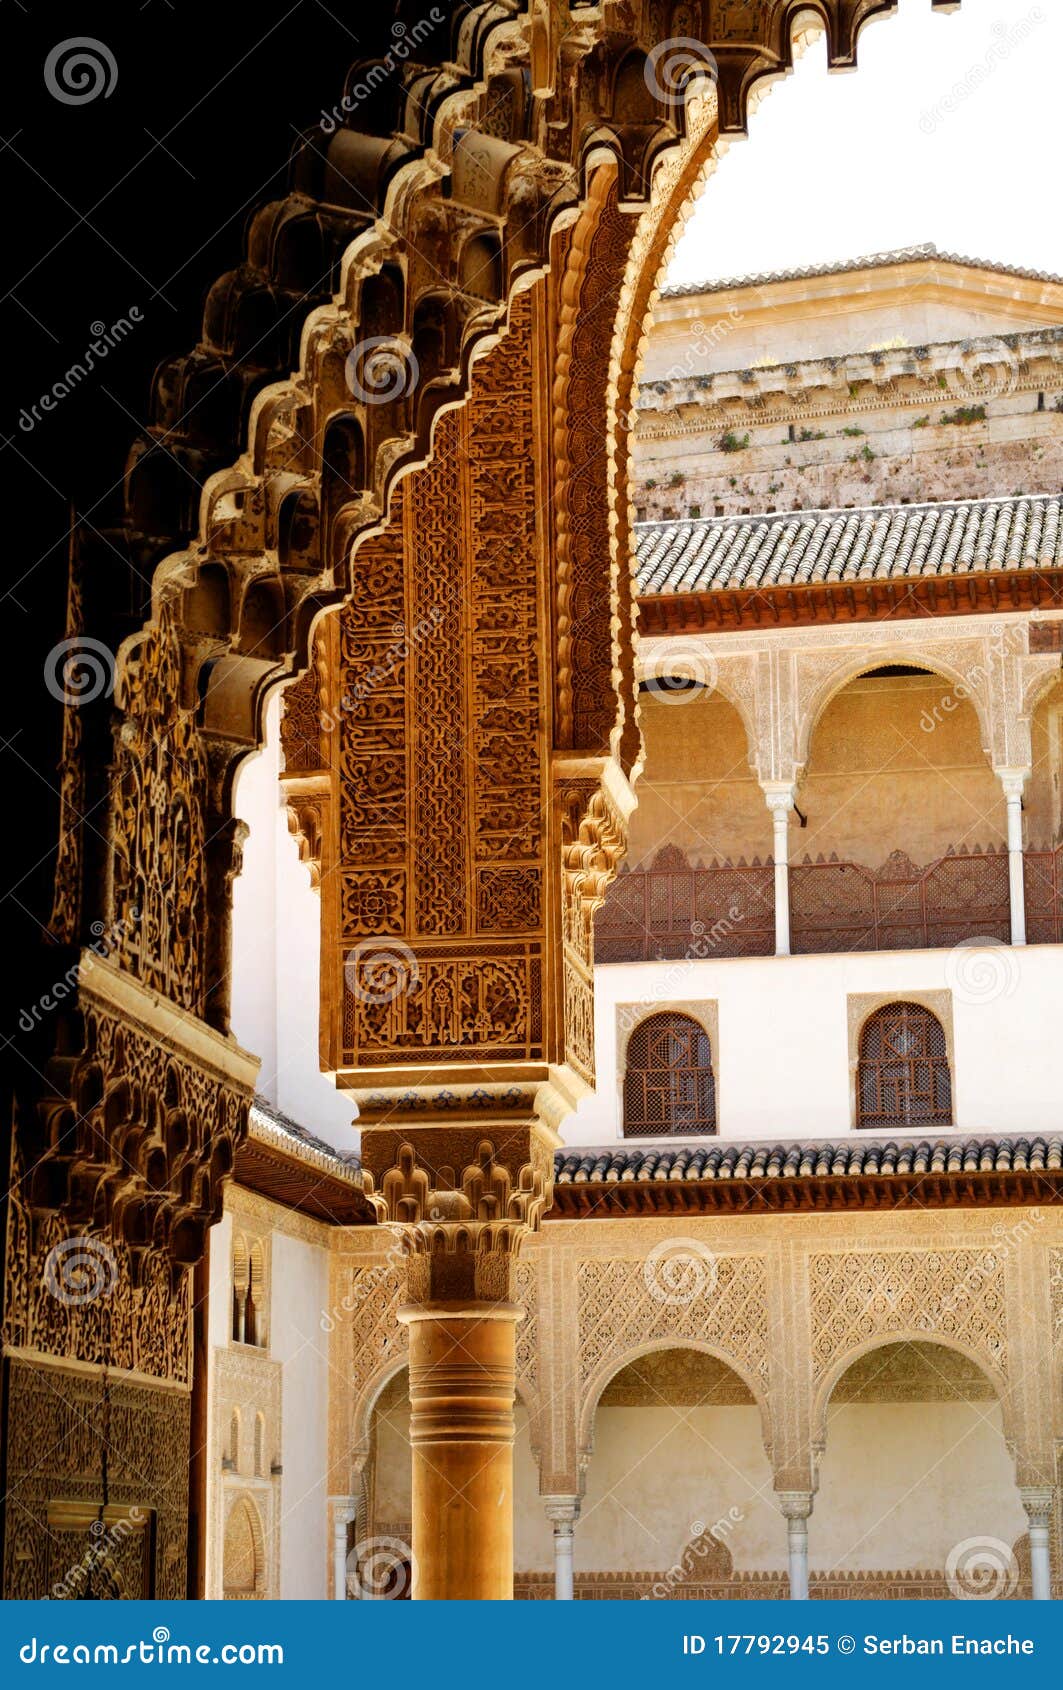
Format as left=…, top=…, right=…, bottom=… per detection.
left=3, top=1, right=1062, bottom=1604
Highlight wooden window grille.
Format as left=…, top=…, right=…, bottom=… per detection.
left=856, top=1002, right=952, bottom=1130
left=623, top=1011, right=716, bottom=1137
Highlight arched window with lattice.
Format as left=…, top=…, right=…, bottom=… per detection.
left=623, top=1011, right=716, bottom=1137
left=856, top=1001, right=952, bottom=1130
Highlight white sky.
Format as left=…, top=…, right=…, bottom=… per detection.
left=667, top=0, right=1062, bottom=287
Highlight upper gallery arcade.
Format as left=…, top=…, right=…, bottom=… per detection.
left=3, top=0, right=1061, bottom=1608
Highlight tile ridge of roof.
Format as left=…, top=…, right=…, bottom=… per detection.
left=634, top=489, right=1055, bottom=536
left=660, top=245, right=1063, bottom=298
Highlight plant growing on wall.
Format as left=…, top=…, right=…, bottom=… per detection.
left=940, top=405, right=987, bottom=426
left=718, top=431, right=750, bottom=453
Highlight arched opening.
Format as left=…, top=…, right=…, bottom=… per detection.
left=222, top=1495, right=266, bottom=1600
left=574, top=1346, right=776, bottom=1597
left=790, top=668, right=1009, bottom=952
left=856, top=1000, right=952, bottom=1130
left=622, top=1010, right=716, bottom=1138
left=813, top=1341, right=1027, bottom=1596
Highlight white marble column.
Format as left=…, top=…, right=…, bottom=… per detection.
left=997, top=768, right=1029, bottom=946
left=778, top=1492, right=813, bottom=1600
left=544, top=1495, right=580, bottom=1599
left=1020, top=1487, right=1054, bottom=1600
left=329, top=1497, right=357, bottom=1599
left=763, top=783, right=796, bottom=957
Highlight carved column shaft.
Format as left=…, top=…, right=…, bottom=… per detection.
left=399, top=1306, right=522, bottom=1601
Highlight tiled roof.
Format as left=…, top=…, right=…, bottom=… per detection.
left=555, top=1137, right=1063, bottom=1184
left=248, top=1096, right=362, bottom=1180
left=636, top=494, right=1063, bottom=596
left=661, top=244, right=1063, bottom=299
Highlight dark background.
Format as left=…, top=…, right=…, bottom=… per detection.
left=1, top=2, right=369, bottom=1023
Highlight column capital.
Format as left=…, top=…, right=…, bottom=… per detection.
left=776, top=1490, right=814, bottom=1522
left=1019, top=1485, right=1055, bottom=1527
left=761, top=780, right=797, bottom=815
left=995, top=766, right=1031, bottom=800
left=361, top=1125, right=554, bottom=1304
left=544, top=1494, right=581, bottom=1531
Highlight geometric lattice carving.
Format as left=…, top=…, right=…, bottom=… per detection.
left=809, top=1248, right=1009, bottom=1384
left=622, top=1011, right=716, bottom=1137
left=577, top=1254, right=771, bottom=1407
left=792, top=847, right=1011, bottom=954
left=856, top=1002, right=952, bottom=1131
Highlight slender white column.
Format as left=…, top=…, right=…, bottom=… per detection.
left=998, top=768, right=1029, bottom=946
left=1020, top=1487, right=1054, bottom=1600
left=329, top=1498, right=356, bottom=1599
left=778, top=1492, right=813, bottom=1600
left=544, top=1496, right=580, bottom=1599
left=763, top=783, right=796, bottom=957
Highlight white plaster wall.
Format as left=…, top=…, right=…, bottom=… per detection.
left=812, top=1400, right=1024, bottom=1572
left=567, top=945, right=1063, bottom=1145
left=578, top=1404, right=775, bottom=1574
left=574, top=1399, right=1022, bottom=1577
left=230, top=689, right=355, bottom=1151
left=271, top=1231, right=331, bottom=1599
left=207, top=1210, right=233, bottom=1351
